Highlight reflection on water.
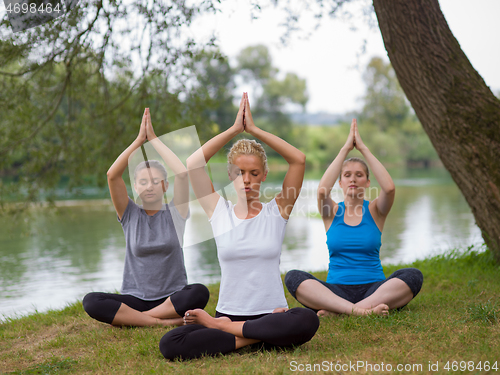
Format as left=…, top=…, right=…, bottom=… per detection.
left=0, top=171, right=482, bottom=320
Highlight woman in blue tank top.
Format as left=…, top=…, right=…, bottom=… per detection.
left=285, top=119, right=423, bottom=316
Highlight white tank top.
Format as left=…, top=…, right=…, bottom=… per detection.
left=209, top=196, right=288, bottom=315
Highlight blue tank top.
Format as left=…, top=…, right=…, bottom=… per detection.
left=326, top=200, right=385, bottom=285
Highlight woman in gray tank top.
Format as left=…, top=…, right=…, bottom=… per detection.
left=82, top=108, right=209, bottom=327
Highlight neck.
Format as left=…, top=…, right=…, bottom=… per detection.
left=142, top=201, right=163, bottom=215
left=235, top=195, right=262, bottom=217
left=343, top=195, right=365, bottom=208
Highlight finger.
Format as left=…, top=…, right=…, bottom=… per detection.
left=244, top=94, right=251, bottom=113
left=236, top=96, right=245, bottom=119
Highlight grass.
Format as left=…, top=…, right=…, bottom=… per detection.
left=1, top=246, right=500, bottom=374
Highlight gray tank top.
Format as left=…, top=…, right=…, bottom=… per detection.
left=118, top=197, right=188, bottom=300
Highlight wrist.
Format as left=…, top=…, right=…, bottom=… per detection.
left=246, top=124, right=259, bottom=137
left=357, top=144, right=369, bottom=153
left=229, top=125, right=241, bottom=136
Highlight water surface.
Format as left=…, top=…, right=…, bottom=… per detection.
left=0, top=169, right=482, bottom=320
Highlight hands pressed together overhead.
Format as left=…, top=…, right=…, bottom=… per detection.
left=137, top=108, right=157, bottom=143
left=233, top=92, right=257, bottom=135
left=343, top=118, right=366, bottom=152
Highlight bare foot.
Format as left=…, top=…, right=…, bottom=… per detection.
left=183, top=309, right=230, bottom=329
left=366, top=304, right=389, bottom=316
left=155, top=317, right=184, bottom=327
left=272, top=307, right=289, bottom=314
left=317, top=309, right=341, bottom=317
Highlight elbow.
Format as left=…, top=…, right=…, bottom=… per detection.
left=299, top=152, right=306, bottom=165
left=176, top=170, right=189, bottom=181
left=385, top=184, right=396, bottom=196
left=107, top=169, right=118, bottom=181
left=294, top=151, right=306, bottom=166
left=186, top=155, right=195, bottom=170
left=187, top=150, right=208, bottom=170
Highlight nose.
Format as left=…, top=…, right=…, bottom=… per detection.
left=243, top=173, right=250, bottom=184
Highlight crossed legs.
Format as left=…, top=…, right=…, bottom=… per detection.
left=83, top=283, right=209, bottom=327
left=111, top=297, right=184, bottom=327
left=285, top=268, right=423, bottom=317
left=159, top=308, right=320, bottom=360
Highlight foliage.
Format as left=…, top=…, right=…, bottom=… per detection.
left=288, top=56, right=440, bottom=169
left=237, top=44, right=309, bottom=142
left=360, top=56, right=409, bottom=131
left=0, top=0, right=223, bottom=206
left=358, top=57, right=439, bottom=167
left=1, top=38, right=308, bottom=206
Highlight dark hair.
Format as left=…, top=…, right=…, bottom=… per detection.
left=341, top=157, right=370, bottom=179
left=134, top=160, right=168, bottom=182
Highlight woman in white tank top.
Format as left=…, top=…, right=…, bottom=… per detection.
left=158, top=93, right=319, bottom=360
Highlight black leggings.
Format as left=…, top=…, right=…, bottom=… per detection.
left=159, top=307, right=320, bottom=360
left=82, top=283, right=209, bottom=324
left=285, top=268, right=423, bottom=308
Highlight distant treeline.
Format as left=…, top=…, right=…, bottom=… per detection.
left=1, top=36, right=437, bottom=206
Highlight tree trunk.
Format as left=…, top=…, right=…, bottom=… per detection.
left=373, top=0, right=500, bottom=261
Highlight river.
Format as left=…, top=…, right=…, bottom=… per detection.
left=0, top=168, right=483, bottom=320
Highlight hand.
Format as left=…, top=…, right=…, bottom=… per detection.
left=343, top=119, right=355, bottom=151
left=231, top=93, right=245, bottom=134
left=243, top=92, right=257, bottom=135
left=145, top=108, right=157, bottom=141
left=353, top=119, right=367, bottom=150
left=137, top=109, right=147, bottom=143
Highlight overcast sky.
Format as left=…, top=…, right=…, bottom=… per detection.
left=190, top=0, right=500, bottom=114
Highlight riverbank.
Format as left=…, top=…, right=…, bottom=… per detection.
left=1, top=247, right=499, bottom=374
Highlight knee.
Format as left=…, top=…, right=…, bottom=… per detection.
left=82, top=292, right=119, bottom=324
left=172, top=284, right=210, bottom=316
left=159, top=331, right=180, bottom=360
left=393, top=268, right=424, bottom=297
left=82, top=292, right=101, bottom=317
left=289, top=308, right=320, bottom=343
left=189, top=283, right=210, bottom=309
left=285, top=270, right=307, bottom=297
left=409, top=268, right=424, bottom=296
left=159, top=325, right=204, bottom=361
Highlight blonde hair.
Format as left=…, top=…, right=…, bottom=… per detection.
left=227, top=139, right=269, bottom=173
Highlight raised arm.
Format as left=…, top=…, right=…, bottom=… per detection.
left=353, top=119, right=395, bottom=217
left=243, top=93, right=305, bottom=220
left=317, top=120, right=355, bottom=230
left=144, top=108, right=189, bottom=218
left=107, top=110, right=147, bottom=220
left=186, top=94, right=245, bottom=218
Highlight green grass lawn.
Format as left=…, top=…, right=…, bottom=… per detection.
left=1, top=246, right=499, bottom=374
